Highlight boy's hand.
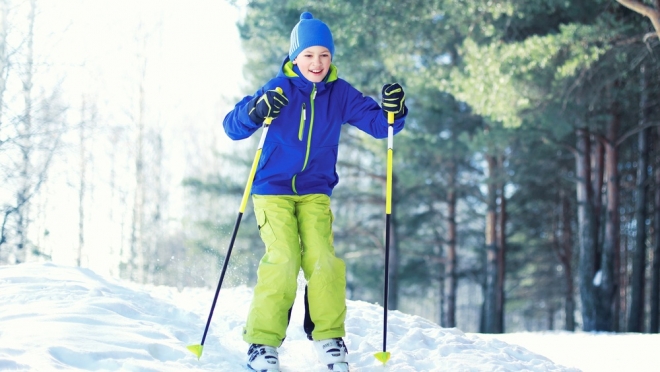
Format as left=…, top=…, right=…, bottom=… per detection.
left=381, top=83, right=406, bottom=119
left=248, top=89, right=289, bottom=124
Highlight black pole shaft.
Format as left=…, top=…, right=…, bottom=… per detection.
left=382, top=213, right=391, bottom=352
left=199, top=212, right=243, bottom=345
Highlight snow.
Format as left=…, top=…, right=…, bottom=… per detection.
left=0, top=263, right=656, bottom=372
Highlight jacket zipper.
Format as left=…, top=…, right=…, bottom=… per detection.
left=298, top=103, right=306, bottom=141
left=292, top=84, right=317, bottom=194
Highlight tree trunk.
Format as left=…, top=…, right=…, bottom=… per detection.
left=0, top=0, right=7, bottom=126
left=628, top=63, right=650, bottom=332
left=129, top=57, right=147, bottom=283
left=77, top=98, right=87, bottom=267
left=604, top=97, right=622, bottom=332
left=0, top=0, right=9, bottom=252
left=147, top=133, right=164, bottom=284
left=437, top=246, right=446, bottom=327
left=15, top=0, right=36, bottom=263
left=652, top=125, right=660, bottom=333
left=560, top=188, right=576, bottom=331
left=547, top=306, right=555, bottom=330
left=484, top=154, right=499, bottom=333
left=620, top=233, right=630, bottom=330
left=592, top=139, right=605, bottom=275
left=496, top=154, right=506, bottom=332
left=576, top=128, right=603, bottom=331
left=446, top=160, right=458, bottom=328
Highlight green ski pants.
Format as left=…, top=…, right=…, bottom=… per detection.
left=243, top=194, right=347, bottom=347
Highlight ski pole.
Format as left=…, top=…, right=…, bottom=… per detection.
left=187, top=87, right=282, bottom=360
left=374, top=111, right=395, bottom=365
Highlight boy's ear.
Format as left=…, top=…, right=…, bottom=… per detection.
left=292, top=58, right=298, bottom=65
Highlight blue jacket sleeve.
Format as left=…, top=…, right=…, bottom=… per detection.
left=342, top=83, right=406, bottom=139
left=223, top=89, right=266, bottom=140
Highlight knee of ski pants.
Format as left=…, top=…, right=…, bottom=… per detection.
left=296, top=194, right=340, bottom=280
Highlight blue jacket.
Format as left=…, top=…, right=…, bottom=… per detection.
left=223, top=58, right=406, bottom=196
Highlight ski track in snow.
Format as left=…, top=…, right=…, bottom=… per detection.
left=0, top=262, right=586, bottom=371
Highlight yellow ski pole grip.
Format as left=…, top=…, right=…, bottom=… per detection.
left=385, top=111, right=394, bottom=214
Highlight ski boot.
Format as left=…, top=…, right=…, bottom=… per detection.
left=313, top=338, right=349, bottom=371
left=247, top=344, right=280, bottom=372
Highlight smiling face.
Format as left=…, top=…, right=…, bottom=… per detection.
left=292, top=46, right=332, bottom=83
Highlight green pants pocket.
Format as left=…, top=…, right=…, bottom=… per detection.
left=256, top=209, right=277, bottom=248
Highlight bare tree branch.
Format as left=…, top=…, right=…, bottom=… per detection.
left=615, top=0, right=660, bottom=40
left=616, top=121, right=660, bottom=147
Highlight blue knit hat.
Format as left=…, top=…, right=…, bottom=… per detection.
left=289, top=12, right=335, bottom=61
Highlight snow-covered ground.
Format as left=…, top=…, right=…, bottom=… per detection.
left=0, top=263, right=655, bottom=371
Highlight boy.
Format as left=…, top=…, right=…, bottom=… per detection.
left=223, top=11, right=407, bottom=372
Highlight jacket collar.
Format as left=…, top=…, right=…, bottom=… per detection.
left=278, top=56, right=338, bottom=94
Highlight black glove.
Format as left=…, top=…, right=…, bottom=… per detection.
left=248, top=89, right=289, bottom=124
left=381, top=83, right=406, bottom=119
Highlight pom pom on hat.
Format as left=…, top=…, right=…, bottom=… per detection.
left=289, top=12, right=335, bottom=61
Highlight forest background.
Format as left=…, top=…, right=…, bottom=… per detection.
left=1, top=0, right=659, bottom=335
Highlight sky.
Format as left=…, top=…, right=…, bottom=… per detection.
left=1, top=262, right=658, bottom=372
